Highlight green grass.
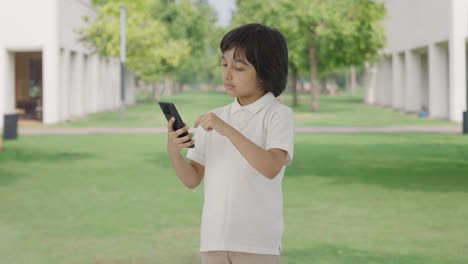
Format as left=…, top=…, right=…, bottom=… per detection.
left=29, top=90, right=456, bottom=128
left=1, top=133, right=468, bottom=263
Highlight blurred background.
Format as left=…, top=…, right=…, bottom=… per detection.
left=0, top=0, right=467, bottom=263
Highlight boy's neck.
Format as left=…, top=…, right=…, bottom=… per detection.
left=237, top=91, right=267, bottom=106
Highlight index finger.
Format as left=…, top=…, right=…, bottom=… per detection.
left=194, top=114, right=205, bottom=128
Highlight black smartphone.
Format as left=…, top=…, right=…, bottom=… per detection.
left=158, top=101, right=194, bottom=148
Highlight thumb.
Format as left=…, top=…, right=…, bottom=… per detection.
left=167, top=117, right=175, bottom=131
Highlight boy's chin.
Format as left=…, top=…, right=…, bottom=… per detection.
left=225, top=89, right=237, bottom=97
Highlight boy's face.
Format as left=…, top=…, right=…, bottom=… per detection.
left=221, top=48, right=264, bottom=105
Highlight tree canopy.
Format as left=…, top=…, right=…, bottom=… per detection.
left=82, top=0, right=222, bottom=84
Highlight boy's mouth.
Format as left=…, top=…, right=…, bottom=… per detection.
left=224, top=83, right=235, bottom=90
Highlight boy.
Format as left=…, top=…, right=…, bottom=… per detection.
left=166, top=23, right=294, bottom=264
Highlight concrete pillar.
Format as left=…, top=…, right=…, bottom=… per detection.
left=364, top=63, right=377, bottom=105
left=82, top=54, right=90, bottom=114
left=59, top=48, right=70, bottom=121
left=73, top=52, right=84, bottom=116
left=375, top=60, right=385, bottom=105
left=405, top=50, right=421, bottom=112
left=69, top=51, right=77, bottom=117
left=392, top=52, right=405, bottom=109
left=113, top=58, right=119, bottom=108
left=0, top=50, right=15, bottom=127
left=0, top=51, right=12, bottom=110
left=103, top=58, right=109, bottom=110
left=448, top=0, right=468, bottom=122
left=74, top=53, right=83, bottom=116
left=383, top=57, right=393, bottom=107
left=98, top=57, right=105, bottom=111
left=429, top=43, right=449, bottom=119
left=420, top=53, right=429, bottom=112
left=0, top=48, right=5, bottom=127
left=89, top=54, right=99, bottom=112
left=43, top=45, right=60, bottom=124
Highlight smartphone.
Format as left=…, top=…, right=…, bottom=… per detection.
left=158, top=101, right=194, bottom=148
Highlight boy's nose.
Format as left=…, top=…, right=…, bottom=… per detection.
left=223, top=70, right=233, bottom=80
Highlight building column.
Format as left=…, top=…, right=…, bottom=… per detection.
left=364, top=63, right=377, bottom=105
left=448, top=0, right=468, bottom=122
left=98, top=57, right=105, bottom=111
left=89, top=54, right=99, bottom=113
left=405, top=50, right=421, bottom=112
left=113, top=58, right=119, bottom=108
left=429, top=43, right=449, bottom=119
left=75, top=53, right=84, bottom=116
left=59, top=48, right=70, bottom=121
left=82, top=54, right=90, bottom=114
left=375, top=60, right=385, bottom=105
left=68, top=52, right=77, bottom=117
left=0, top=49, right=15, bottom=127
left=0, top=48, right=5, bottom=127
left=383, top=57, right=393, bottom=107
left=43, top=45, right=60, bottom=124
left=392, top=52, right=405, bottom=109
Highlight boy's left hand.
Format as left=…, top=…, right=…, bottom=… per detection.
left=195, top=112, right=231, bottom=137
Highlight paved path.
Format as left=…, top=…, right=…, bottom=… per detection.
left=18, top=126, right=462, bottom=135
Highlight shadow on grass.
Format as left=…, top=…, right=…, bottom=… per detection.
left=0, top=147, right=95, bottom=163
left=0, top=168, right=28, bottom=185
left=288, top=141, right=468, bottom=193
left=0, top=145, right=95, bottom=185
left=282, top=244, right=460, bottom=264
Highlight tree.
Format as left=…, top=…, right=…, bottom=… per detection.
left=232, top=0, right=386, bottom=111
left=153, top=0, right=224, bottom=87
left=233, top=0, right=309, bottom=107
left=81, top=0, right=190, bottom=99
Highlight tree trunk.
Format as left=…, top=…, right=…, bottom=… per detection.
left=164, top=78, right=173, bottom=96
left=309, top=41, right=320, bottom=111
left=290, top=64, right=298, bottom=107
left=152, top=83, right=160, bottom=101
left=346, top=69, right=351, bottom=93
left=350, top=65, right=357, bottom=94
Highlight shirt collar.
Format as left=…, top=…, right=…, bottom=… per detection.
left=230, top=92, right=276, bottom=114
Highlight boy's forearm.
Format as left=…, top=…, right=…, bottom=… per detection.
left=225, top=126, right=283, bottom=179
left=168, top=151, right=202, bottom=189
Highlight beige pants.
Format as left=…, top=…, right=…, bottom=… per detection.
left=200, top=251, right=280, bottom=264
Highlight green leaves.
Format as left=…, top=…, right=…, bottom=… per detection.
left=233, top=0, right=386, bottom=74
left=81, top=0, right=220, bottom=83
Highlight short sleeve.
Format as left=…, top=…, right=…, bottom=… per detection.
left=186, top=126, right=207, bottom=166
left=266, top=106, right=294, bottom=166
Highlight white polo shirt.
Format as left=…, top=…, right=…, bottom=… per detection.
left=187, top=92, right=294, bottom=255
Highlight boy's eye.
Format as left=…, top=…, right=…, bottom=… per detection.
left=235, top=68, right=244, bottom=71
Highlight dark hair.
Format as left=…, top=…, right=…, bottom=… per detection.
left=220, top=23, right=288, bottom=97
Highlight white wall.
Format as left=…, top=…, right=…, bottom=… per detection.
left=0, top=0, right=58, bottom=125
left=383, top=0, right=452, bottom=53
left=368, top=0, right=468, bottom=122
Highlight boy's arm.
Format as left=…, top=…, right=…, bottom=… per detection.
left=225, top=128, right=287, bottom=179
left=195, top=113, right=289, bottom=179
left=166, top=117, right=204, bottom=189
left=168, top=151, right=204, bottom=189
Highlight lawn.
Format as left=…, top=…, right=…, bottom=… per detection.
left=27, top=90, right=456, bottom=128
left=1, top=133, right=467, bottom=263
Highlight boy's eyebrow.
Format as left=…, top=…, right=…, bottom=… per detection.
left=234, top=58, right=248, bottom=65
left=220, top=55, right=249, bottom=65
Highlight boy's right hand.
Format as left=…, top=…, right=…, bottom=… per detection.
left=167, top=117, right=194, bottom=154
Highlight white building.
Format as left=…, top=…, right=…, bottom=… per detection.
left=366, top=0, right=468, bottom=122
left=0, top=0, right=136, bottom=127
